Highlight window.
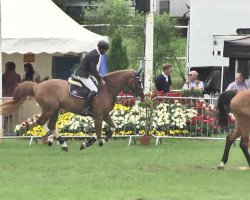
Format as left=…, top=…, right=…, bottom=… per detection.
left=159, top=0, right=170, bottom=14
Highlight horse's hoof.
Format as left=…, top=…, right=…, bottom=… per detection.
left=217, top=161, right=225, bottom=170
left=61, top=147, right=68, bottom=152
left=99, top=140, right=103, bottom=147
left=105, top=130, right=113, bottom=139
left=217, top=165, right=224, bottom=170
left=99, top=139, right=106, bottom=147
left=80, top=143, right=86, bottom=150
left=48, top=141, right=53, bottom=147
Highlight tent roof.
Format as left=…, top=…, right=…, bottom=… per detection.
left=1, top=0, right=107, bottom=54
left=223, top=36, right=250, bottom=59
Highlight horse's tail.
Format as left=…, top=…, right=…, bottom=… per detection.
left=217, top=90, right=238, bottom=127
left=0, top=82, right=36, bottom=116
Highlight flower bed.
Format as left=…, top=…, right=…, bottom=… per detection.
left=14, top=93, right=236, bottom=137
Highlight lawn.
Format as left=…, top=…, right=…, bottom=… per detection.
left=0, top=139, right=249, bottom=200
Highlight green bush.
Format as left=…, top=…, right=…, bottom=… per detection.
left=181, top=89, right=203, bottom=97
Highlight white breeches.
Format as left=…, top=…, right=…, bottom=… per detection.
left=76, top=76, right=98, bottom=92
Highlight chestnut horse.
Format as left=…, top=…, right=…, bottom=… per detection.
left=0, top=69, right=145, bottom=151
left=217, top=90, right=250, bottom=169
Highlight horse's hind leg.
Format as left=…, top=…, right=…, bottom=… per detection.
left=217, top=124, right=241, bottom=170
left=47, top=110, right=68, bottom=152
left=239, top=135, right=250, bottom=167
left=238, top=119, right=250, bottom=167
left=42, top=124, right=54, bottom=146
left=230, top=116, right=250, bottom=168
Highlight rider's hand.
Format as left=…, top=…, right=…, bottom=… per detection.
left=101, top=79, right=105, bottom=86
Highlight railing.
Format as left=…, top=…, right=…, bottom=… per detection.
left=1, top=95, right=234, bottom=146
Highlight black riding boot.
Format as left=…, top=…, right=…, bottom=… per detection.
left=80, top=91, right=97, bottom=116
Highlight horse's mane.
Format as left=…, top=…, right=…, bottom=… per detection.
left=104, top=69, right=133, bottom=79
left=102, top=70, right=134, bottom=93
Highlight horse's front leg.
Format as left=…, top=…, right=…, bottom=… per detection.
left=103, top=114, right=116, bottom=141
left=93, top=115, right=107, bottom=147
left=80, top=137, right=96, bottom=150
left=80, top=115, right=103, bottom=149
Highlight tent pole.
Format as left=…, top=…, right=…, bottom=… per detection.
left=235, top=59, right=238, bottom=74
left=144, top=0, right=154, bottom=94
left=220, top=66, right=224, bottom=93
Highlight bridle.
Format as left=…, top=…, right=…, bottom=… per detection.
left=132, top=72, right=144, bottom=97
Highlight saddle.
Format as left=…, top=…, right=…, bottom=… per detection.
left=68, top=75, right=94, bottom=99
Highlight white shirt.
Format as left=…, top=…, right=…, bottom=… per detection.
left=162, top=72, right=169, bottom=83
left=182, top=80, right=204, bottom=90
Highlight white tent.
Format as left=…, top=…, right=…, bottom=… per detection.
left=1, top=0, right=107, bottom=54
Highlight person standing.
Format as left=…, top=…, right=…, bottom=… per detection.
left=22, top=63, right=41, bottom=83
left=75, top=40, right=109, bottom=116
left=154, top=64, right=172, bottom=93
left=2, top=62, right=21, bottom=97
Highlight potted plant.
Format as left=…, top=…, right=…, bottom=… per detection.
left=181, top=88, right=203, bottom=97
left=138, top=96, right=154, bottom=145
left=140, top=133, right=152, bottom=145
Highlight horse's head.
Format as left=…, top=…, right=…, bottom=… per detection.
left=127, top=69, right=145, bottom=101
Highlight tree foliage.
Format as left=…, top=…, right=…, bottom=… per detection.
left=107, top=31, right=129, bottom=72
left=154, top=13, right=177, bottom=69
left=54, top=0, right=184, bottom=80
left=83, top=0, right=145, bottom=69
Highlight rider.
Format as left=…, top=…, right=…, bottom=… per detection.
left=75, top=40, right=109, bottom=116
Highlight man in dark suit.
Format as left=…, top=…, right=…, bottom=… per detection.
left=75, top=40, right=109, bottom=115
left=154, top=64, right=172, bottom=93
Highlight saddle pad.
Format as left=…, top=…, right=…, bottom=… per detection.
left=69, top=84, right=89, bottom=99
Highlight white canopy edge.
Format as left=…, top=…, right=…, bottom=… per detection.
left=1, top=0, right=107, bottom=54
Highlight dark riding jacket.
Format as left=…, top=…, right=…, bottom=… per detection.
left=154, top=74, right=172, bottom=93
left=75, top=49, right=102, bottom=83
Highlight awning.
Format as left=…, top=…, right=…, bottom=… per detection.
left=223, top=36, right=250, bottom=59
left=1, top=0, right=107, bottom=54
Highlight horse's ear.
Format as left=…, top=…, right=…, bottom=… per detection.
left=134, top=68, right=143, bottom=76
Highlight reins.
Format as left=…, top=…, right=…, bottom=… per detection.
left=34, top=83, right=39, bottom=95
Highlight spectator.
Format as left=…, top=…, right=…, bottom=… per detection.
left=245, top=64, right=250, bottom=88
left=22, top=63, right=41, bottom=83
left=2, top=62, right=21, bottom=97
left=226, top=73, right=247, bottom=91
left=154, top=64, right=172, bottom=93
left=182, top=70, right=204, bottom=90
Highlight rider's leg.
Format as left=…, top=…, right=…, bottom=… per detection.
left=76, top=77, right=98, bottom=115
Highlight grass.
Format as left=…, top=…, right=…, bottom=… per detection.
left=0, top=139, right=249, bottom=200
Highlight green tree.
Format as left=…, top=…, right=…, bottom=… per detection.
left=53, top=0, right=185, bottom=84
left=83, top=0, right=145, bottom=68
left=107, top=31, right=129, bottom=72
left=83, top=0, right=132, bottom=36
left=154, top=13, right=185, bottom=82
